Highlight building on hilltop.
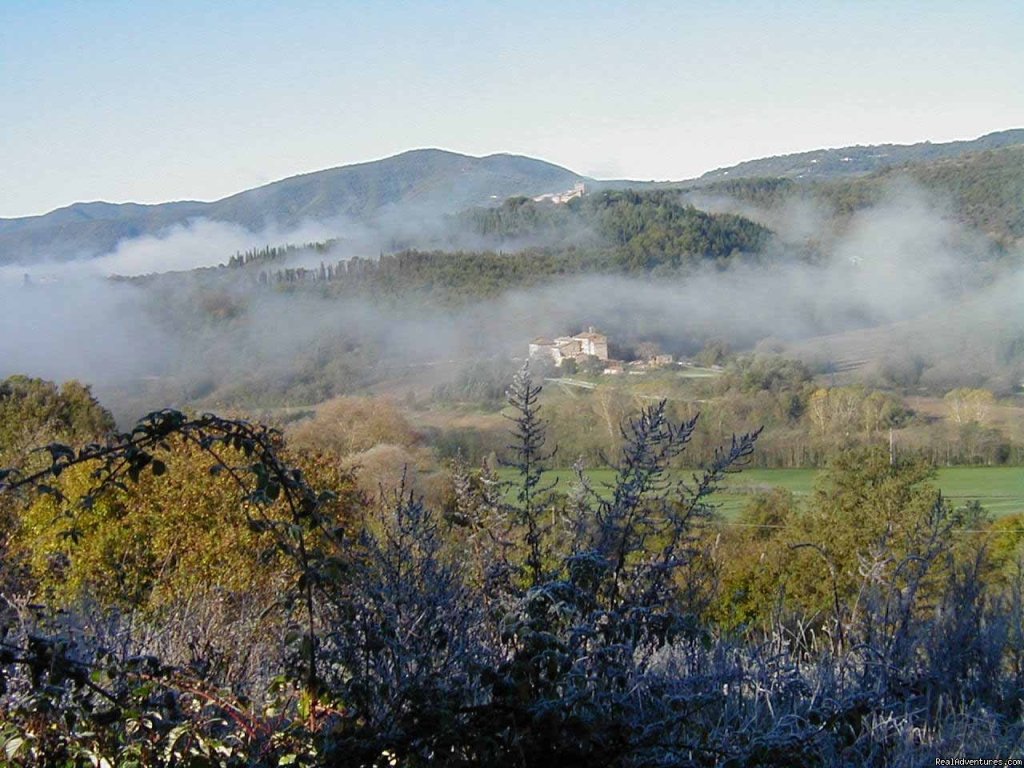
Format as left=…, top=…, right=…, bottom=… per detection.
left=532, top=182, right=586, bottom=205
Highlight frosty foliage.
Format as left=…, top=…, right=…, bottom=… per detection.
left=0, top=371, right=1022, bottom=765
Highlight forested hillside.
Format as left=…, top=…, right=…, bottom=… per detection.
left=695, top=127, right=1024, bottom=182
left=689, top=144, right=1024, bottom=248
left=232, top=191, right=772, bottom=300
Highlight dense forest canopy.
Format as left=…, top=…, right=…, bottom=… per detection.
left=224, top=190, right=773, bottom=299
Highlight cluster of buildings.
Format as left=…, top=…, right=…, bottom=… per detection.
left=529, top=327, right=609, bottom=366
left=528, top=327, right=675, bottom=375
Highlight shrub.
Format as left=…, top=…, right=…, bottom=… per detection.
left=2, top=375, right=1023, bottom=765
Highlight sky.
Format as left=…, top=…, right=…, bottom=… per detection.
left=1, top=0, right=1022, bottom=219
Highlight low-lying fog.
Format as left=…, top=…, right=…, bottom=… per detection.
left=1, top=181, right=1021, bottom=420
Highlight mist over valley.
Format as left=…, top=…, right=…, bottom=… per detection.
left=1, top=133, right=1022, bottom=428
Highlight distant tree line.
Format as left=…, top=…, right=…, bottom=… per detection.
left=214, top=190, right=771, bottom=298
left=226, top=239, right=341, bottom=269
left=244, top=191, right=771, bottom=302
left=430, top=356, right=1024, bottom=469
left=460, top=189, right=772, bottom=263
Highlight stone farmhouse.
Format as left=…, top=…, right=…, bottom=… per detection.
left=529, top=327, right=609, bottom=366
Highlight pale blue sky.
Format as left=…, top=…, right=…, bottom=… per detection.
left=2, top=0, right=1022, bottom=218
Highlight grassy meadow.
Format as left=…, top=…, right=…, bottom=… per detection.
left=501, top=466, right=1024, bottom=519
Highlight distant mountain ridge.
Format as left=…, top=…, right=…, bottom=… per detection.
left=693, top=129, right=1024, bottom=183
left=4, top=130, right=1022, bottom=265
left=0, top=149, right=584, bottom=264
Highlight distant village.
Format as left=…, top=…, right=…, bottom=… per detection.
left=528, top=327, right=677, bottom=375
left=531, top=182, right=587, bottom=205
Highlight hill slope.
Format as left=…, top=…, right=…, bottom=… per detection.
left=4, top=130, right=1020, bottom=265
left=695, top=129, right=1024, bottom=183
left=0, top=150, right=584, bottom=264
left=690, top=144, right=1024, bottom=248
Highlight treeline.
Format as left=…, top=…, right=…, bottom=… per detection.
left=253, top=241, right=734, bottom=301
left=226, top=239, right=341, bottom=269
left=247, top=192, right=772, bottom=302
left=430, top=356, right=1024, bottom=469
left=257, top=249, right=609, bottom=299
left=225, top=190, right=771, bottom=298
left=460, top=189, right=772, bottom=266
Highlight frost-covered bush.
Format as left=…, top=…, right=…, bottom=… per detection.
left=1, top=371, right=1023, bottom=766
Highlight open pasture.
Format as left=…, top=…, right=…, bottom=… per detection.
left=504, top=467, right=1024, bottom=519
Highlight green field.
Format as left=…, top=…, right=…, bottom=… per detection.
left=713, top=467, right=1024, bottom=518
left=499, top=467, right=1024, bottom=518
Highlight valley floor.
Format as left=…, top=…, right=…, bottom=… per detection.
left=501, top=466, right=1024, bottom=518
